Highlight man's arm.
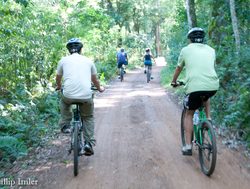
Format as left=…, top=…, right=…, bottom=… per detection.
left=91, top=74, right=104, bottom=92
left=171, top=66, right=183, bottom=84
left=56, top=74, right=62, bottom=90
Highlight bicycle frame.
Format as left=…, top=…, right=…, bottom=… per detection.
left=69, top=104, right=84, bottom=155
left=193, top=107, right=214, bottom=147
left=193, top=108, right=206, bottom=146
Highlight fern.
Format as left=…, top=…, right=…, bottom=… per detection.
left=0, top=136, right=28, bottom=165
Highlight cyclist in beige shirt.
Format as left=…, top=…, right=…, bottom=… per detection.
left=56, top=38, right=104, bottom=156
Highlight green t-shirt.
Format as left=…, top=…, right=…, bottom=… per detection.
left=177, top=43, right=219, bottom=94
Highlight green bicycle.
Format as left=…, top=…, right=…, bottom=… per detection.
left=175, top=81, right=217, bottom=176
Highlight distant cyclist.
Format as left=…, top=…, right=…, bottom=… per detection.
left=143, top=48, right=155, bottom=77
left=171, top=28, right=219, bottom=155
left=116, top=48, right=128, bottom=76
left=56, top=38, right=104, bottom=156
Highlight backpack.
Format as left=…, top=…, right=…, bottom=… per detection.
left=118, top=52, right=127, bottom=64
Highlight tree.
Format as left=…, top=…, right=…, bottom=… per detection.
left=185, top=0, right=197, bottom=28
left=229, top=0, right=241, bottom=55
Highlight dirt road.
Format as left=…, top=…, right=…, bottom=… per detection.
left=15, top=61, right=250, bottom=189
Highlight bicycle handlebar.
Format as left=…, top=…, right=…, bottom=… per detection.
left=171, top=81, right=185, bottom=88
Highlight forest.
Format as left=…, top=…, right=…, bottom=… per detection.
left=0, top=0, right=249, bottom=175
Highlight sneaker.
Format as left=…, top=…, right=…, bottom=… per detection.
left=144, top=70, right=146, bottom=74
left=182, top=145, right=192, bottom=156
left=84, top=141, right=94, bottom=156
left=61, top=125, right=71, bottom=134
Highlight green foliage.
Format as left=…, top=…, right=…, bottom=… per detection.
left=0, top=86, right=60, bottom=169
left=0, top=136, right=27, bottom=167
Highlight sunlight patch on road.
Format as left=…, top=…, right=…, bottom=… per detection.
left=126, top=89, right=165, bottom=97
left=94, top=98, right=118, bottom=108
left=155, top=57, right=167, bottom=66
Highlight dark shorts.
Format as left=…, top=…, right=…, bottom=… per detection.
left=117, top=61, right=127, bottom=68
left=184, top=91, right=217, bottom=110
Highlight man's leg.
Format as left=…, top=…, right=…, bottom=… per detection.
left=58, top=97, right=72, bottom=133
left=204, top=98, right=212, bottom=120
left=184, top=109, right=195, bottom=145
left=80, top=98, right=95, bottom=155
left=149, top=65, right=153, bottom=79
left=183, top=109, right=195, bottom=155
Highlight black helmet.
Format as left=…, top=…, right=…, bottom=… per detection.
left=187, top=27, right=205, bottom=43
left=66, top=38, right=83, bottom=54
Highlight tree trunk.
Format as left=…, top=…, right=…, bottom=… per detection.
left=185, top=0, right=197, bottom=28
left=154, top=0, right=161, bottom=57
left=155, top=23, right=161, bottom=57
left=229, top=0, right=240, bottom=54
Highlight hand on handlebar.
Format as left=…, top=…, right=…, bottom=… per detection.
left=91, top=85, right=105, bottom=92
left=171, top=81, right=185, bottom=87
left=171, top=81, right=178, bottom=88
left=99, top=86, right=105, bottom=93
left=55, top=86, right=61, bottom=91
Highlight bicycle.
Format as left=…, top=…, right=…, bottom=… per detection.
left=68, top=103, right=83, bottom=176
left=145, top=65, right=152, bottom=83
left=120, top=64, right=125, bottom=82
left=173, top=81, right=217, bottom=176
left=66, top=87, right=98, bottom=176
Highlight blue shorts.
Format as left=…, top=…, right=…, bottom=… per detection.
left=144, top=60, right=152, bottom=66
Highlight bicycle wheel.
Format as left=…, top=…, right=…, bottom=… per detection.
left=147, top=67, right=151, bottom=83
left=120, top=67, right=124, bottom=82
left=73, top=123, right=80, bottom=176
left=198, top=121, right=217, bottom=176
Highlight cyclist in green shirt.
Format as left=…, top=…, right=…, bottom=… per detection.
left=171, top=27, right=219, bottom=155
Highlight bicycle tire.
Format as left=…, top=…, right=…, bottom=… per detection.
left=181, top=109, right=186, bottom=146
left=73, top=123, right=79, bottom=176
left=198, top=121, right=217, bottom=176
left=120, top=67, right=124, bottom=82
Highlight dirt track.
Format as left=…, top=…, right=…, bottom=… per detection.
left=14, top=60, right=250, bottom=189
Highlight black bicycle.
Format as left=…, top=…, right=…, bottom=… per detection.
left=173, top=81, right=217, bottom=176
left=67, top=87, right=97, bottom=176
left=67, top=103, right=83, bottom=176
